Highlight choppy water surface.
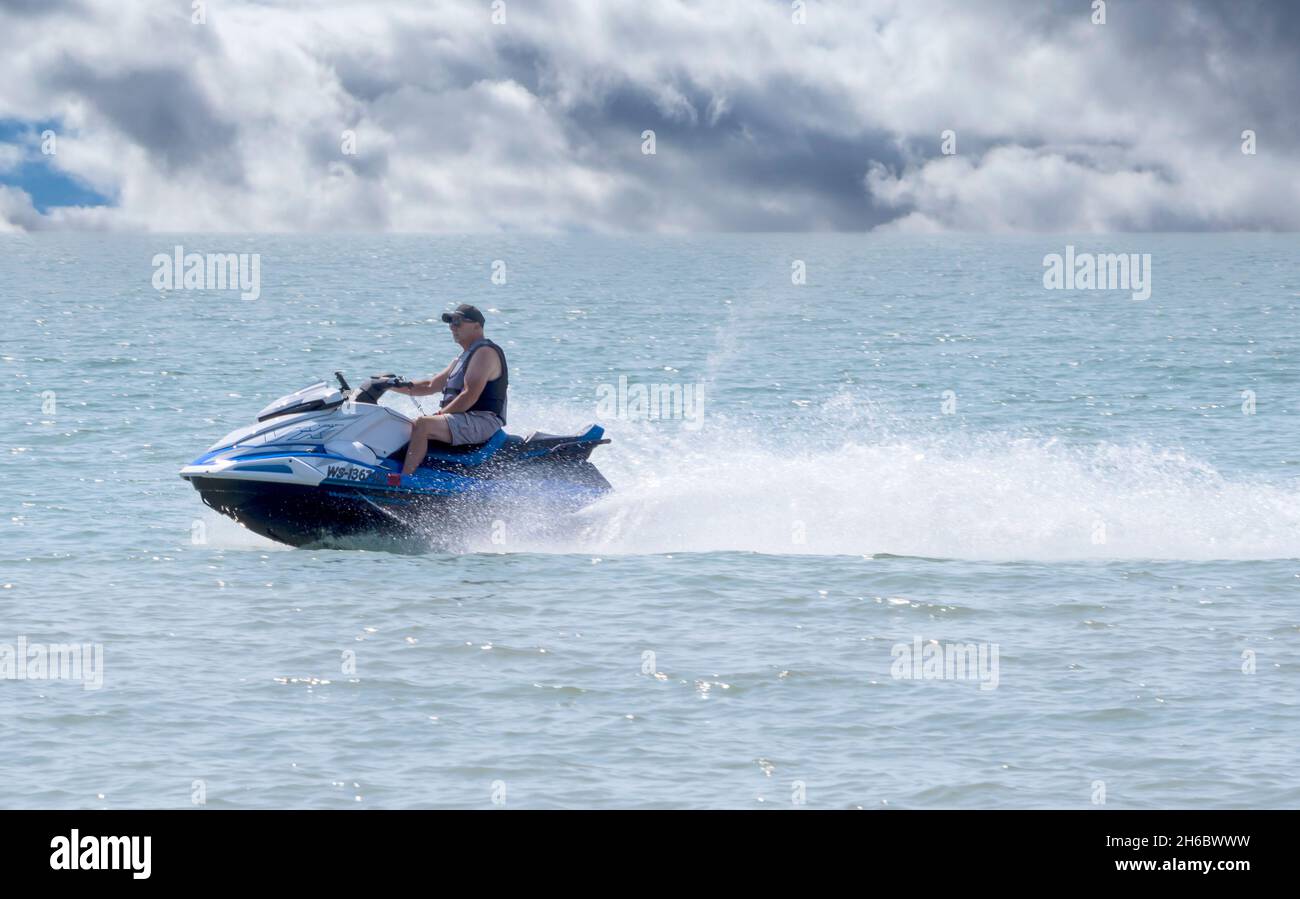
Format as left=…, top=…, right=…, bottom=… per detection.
left=1, top=234, right=1297, bottom=808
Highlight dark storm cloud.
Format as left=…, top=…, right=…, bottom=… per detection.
left=1109, top=0, right=1300, bottom=139
left=50, top=60, right=243, bottom=182
left=560, top=79, right=905, bottom=230
left=305, top=125, right=389, bottom=180
left=0, top=0, right=82, bottom=16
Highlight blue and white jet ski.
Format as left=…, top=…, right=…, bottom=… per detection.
left=180, top=372, right=612, bottom=548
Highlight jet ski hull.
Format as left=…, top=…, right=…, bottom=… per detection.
left=188, top=475, right=438, bottom=547
left=188, top=461, right=611, bottom=548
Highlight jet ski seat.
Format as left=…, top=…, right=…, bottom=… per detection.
left=424, top=439, right=489, bottom=455
left=386, top=439, right=482, bottom=460
left=385, top=430, right=502, bottom=462
left=388, top=426, right=601, bottom=464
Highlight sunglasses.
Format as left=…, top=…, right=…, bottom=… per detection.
left=447, top=317, right=466, bottom=326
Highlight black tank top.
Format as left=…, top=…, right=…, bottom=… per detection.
left=440, top=337, right=508, bottom=424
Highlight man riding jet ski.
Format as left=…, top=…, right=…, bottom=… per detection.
left=178, top=304, right=611, bottom=548
left=388, top=303, right=509, bottom=477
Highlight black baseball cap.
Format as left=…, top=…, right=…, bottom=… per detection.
left=441, top=303, right=485, bottom=325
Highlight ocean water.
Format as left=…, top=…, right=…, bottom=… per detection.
left=1, top=233, right=1297, bottom=809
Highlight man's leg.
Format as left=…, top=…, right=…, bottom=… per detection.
left=401, top=415, right=454, bottom=475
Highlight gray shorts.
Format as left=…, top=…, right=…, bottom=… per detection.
left=445, top=411, right=504, bottom=446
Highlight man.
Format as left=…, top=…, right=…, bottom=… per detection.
left=388, top=303, right=509, bottom=476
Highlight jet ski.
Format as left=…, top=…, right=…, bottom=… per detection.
left=180, top=372, right=612, bottom=548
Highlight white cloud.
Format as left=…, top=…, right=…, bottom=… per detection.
left=0, top=0, right=1295, bottom=232
left=866, top=147, right=1179, bottom=232
left=0, top=143, right=24, bottom=173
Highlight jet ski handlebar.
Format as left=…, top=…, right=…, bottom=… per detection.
left=350, top=373, right=414, bottom=405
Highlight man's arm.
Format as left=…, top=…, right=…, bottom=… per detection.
left=438, top=348, right=500, bottom=414
left=388, top=360, right=455, bottom=397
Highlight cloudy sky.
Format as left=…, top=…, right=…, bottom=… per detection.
left=0, top=0, right=1296, bottom=232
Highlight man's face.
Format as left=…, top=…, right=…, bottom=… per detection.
left=448, top=316, right=480, bottom=340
